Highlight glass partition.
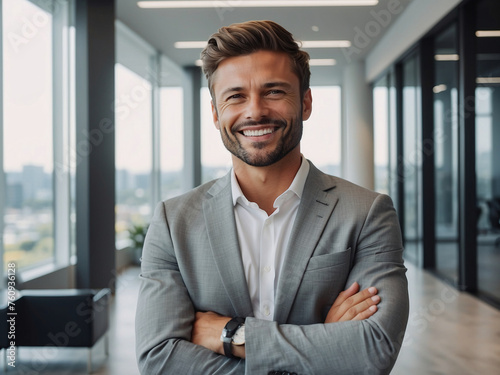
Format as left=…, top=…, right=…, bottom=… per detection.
left=433, top=23, right=459, bottom=284
left=402, top=53, right=423, bottom=264
left=475, top=0, right=500, bottom=303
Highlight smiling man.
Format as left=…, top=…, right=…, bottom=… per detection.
left=136, top=20, right=409, bottom=375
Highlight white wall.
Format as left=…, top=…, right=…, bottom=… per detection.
left=366, top=0, right=462, bottom=82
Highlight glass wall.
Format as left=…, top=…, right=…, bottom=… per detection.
left=433, top=23, right=459, bottom=283
left=115, top=23, right=187, bottom=254
left=302, top=86, right=341, bottom=176
left=402, top=53, right=423, bottom=264
left=160, top=86, right=184, bottom=200
left=374, top=76, right=390, bottom=195
left=3, top=0, right=54, bottom=270
left=201, top=86, right=232, bottom=183
left=475, top=0, right=500, bottom=302
left=115, top=63, right=153, bottom=245
left=373, top=72, right=398, bottom=204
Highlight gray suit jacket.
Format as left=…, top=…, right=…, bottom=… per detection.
left=135, top=162, right=409, bottom=374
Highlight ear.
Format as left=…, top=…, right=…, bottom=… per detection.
left=211, top=100, right=220, bottom=130
left=302, top=88, right=313, bottom=121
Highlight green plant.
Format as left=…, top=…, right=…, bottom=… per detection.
left=128, top=223, right=148, bottom=250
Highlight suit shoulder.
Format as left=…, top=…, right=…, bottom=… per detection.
left=158, top=175, right=230, bottom=215
left=163, top=179, right=216, bottom=206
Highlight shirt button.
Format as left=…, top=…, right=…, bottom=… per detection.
left=263, top=266, right=271, bottom=273
left=263, top=306, right=271, bottom=316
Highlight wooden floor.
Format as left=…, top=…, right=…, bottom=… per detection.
left=4, top=262, right=500, bottom=374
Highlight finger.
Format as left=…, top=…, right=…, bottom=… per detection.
left=352, top=304, right=378, bottom=321
left=338, top=293, right=381, bottom=322
left=331, top=287, right=379, bottom=322
left=331, top=282, right=360, bottom=308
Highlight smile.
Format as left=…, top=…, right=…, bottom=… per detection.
left=242, top=128, right=275, bottom=137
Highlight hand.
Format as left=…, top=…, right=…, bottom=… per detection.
left=191, top=311, right=230, bottom=355
left=324, top=282, right=380, bottom=323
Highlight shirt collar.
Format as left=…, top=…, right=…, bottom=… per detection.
left=231, top=156, right=310, bottom=207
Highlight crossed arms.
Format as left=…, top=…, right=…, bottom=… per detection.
left=135, top=193, right=409, bottom=374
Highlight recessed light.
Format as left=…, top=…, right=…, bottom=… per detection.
left=476, top=30, right=500, bottom=37
left=302, top=40, right=351, bottom=48
left=434, top=54, right=459, bottom=61
left=476, top=77, right=500, bottom=84
left=195, top=58, right=336, bottom=66
left=175, top=40, right=351, bottom=49
left=310, top=59, right=337, bottom=66
left=433, top=84, right=447, bottom=94
left=138, top=0, right=378, bottom=9
left=175, top=41, right=207, bottom=49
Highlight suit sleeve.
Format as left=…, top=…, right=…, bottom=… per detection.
left=244, top=194, right=409, bottom=375
left=135, top=202, right=245, bottom=374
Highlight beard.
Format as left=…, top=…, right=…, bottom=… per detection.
left=219, top=115, right=303, bottom=167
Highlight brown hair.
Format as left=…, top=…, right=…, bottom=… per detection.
left=201, top=20, right=310, bottom=100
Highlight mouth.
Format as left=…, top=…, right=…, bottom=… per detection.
left=241, top=128, right=276, bottom=137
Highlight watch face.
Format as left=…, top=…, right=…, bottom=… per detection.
left=232, top=325, right=245, bottom=345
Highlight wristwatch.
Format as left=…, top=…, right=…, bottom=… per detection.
left=220, top=317, right=245, bottom=358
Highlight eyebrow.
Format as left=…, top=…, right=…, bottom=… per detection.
left=263, top=81, right=293, bottom=90
left=220, top=86, right=244, bottom=99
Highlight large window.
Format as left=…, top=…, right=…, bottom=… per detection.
left=2, top=0, right=74, bottom=275
left=160, top=86, right=184, bottom=200
left=302, top=86, right=341, bottom=176
left=373, top=76, right=390, bottom=195
left=115, top=23, right=186, bottom=252
left=115, top=63, right=153, bottom=246
left=201, top=87, right=232, bottom=183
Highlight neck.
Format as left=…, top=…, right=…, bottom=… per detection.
left=233, top=149, right=302, bottom=215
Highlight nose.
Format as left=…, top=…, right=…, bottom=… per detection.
left=245, top=95, right=269, bottom=120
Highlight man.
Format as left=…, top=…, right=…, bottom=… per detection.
left=136, top=20, right=408, bottom=375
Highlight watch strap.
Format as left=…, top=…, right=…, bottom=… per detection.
left=221, top=317, right=245, bottom=358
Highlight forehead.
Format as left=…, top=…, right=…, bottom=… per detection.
left=211, top=50, right=299, bottom=94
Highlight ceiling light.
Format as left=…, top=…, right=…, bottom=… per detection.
left=310, top=59, right=337, bottom=66
left=302, top=40, right=351, bottom=48
left=433, top=84, right=447, bottom=94
left=476, top=77, right=500, bottom=84
left=175, top=40, right=351, bottom=49
left=195, top=60, right=203, bottom=67
left=434, top=54, right=459, bottom=61
left=175, top=41, right=207, bottom=49
left=476, top=30, right=500, bottom=37
left=138, top=0, right=378, bottom=9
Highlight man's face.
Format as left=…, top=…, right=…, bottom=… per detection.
left=210, top=50, right=312, bottom=167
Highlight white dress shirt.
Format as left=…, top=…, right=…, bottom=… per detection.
left=231, top=157, right=310, bottom=320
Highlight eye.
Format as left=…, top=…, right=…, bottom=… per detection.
left=227, top=93, right=242, bottom=101
left=267, top=89, right=285, bottom=96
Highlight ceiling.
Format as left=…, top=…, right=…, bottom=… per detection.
left=117, top=0, right=414, bottom=86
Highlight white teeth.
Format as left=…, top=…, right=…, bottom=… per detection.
left=242, top=128, right=274, bottom=137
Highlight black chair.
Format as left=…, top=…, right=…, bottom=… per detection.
left=1, top=288, right=110, bottom=373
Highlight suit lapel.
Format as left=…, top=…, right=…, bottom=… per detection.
left=274, top=164, right=338, bottom=323
left=203, top=175, right=254, bottom=318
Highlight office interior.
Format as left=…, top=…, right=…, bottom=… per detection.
left=1, top=0, right=499, bottom=374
